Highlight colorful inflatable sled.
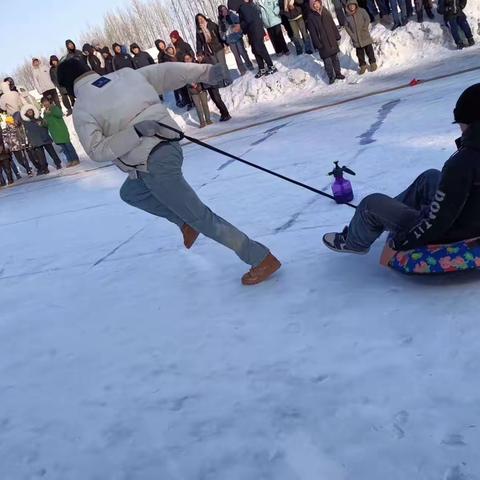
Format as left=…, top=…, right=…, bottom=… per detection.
left=380, top=237, right=480, bottom=274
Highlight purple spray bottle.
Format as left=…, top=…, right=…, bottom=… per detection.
left=328, top=161, right=356, bottom=204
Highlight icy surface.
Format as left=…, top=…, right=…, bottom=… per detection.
left=2, top=14, right=480, bottom=480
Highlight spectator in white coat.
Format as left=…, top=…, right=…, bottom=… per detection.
left=0, top=80, right=28, bottom=121
left=32, top=58, right=60, bottom=107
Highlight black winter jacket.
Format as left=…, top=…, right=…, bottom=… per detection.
left=196, top=18, right=225, bottom=55
left=281, top=0, right=304, bottom=20
left=174, top=39, right=195, bottom=62
left=23, top=118, right=52, bottom=147
left=308, top=8, right=340, bottom=59
left=132, top=51, right=155, bottom=69
left=239, top=2, right=265, bottom=41
left=438, top=0, right=467, bottom=18
left=398, top=122, right=480, bottom=249
left=112, top=44, right=135, bottom=70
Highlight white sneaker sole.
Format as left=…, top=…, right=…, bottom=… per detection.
left=322, top=237, right=370, bottom=255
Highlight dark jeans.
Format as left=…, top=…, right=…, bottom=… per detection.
left=356, top=44, right=376, bottom=66
left=14, top=150, right=32, bottom=173
left=447, top=13, right=473, bottom=45
left=267, top=24, right=289, bottom=54
left=324, top=54, right=342, bottom=80
left=207, top=87, right=229, bottom=117
left=60, top=143, right=79, bottom=163
left=0, top=156, right=14, bottom=185
left=33, top=144, right=62, bottom=171
left=281, top=15, right=294, bottom=40
left=229, top=39, right=254, bottom=74
left=250, top=35, right=273, bottom=69
left=60, top=92, right=73, bottom=112
left=346, top=169, right=441, bottom=250
left=43, top=88, right=60, bottom=108
left=332, top=0, right=347, bottom=25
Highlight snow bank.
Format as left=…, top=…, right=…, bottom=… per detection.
left=170, top=7, right=480, bottom=122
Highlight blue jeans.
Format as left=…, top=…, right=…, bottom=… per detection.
left=447, top=13, right=473, bottom=46
left=389, top=0, right=407, bottom=24
left=60, top=143, right=79, bottom=163
left=346, top=169, right=441, bottom=250
left=119, top=142, right=269, bottom=266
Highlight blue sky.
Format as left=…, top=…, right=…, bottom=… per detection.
left=1, top=0, right=125, bottom=74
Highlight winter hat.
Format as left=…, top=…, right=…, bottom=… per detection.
left=65, top=39, right=76, bottom=50
left=20, top=104, right=40, bottom=121
left=57, top=57, right=91, bottom=97
left=112, top=42, right=122, bottom=52
left=346, top=0, right=358, bottom=8
left=453, top=84, right=480, bottom=124
left=49, top=55, right=59, bottom=66
left=170, top=30, right=181, bottom=41
left=130, top=43, right=140, bottom=53
left=82, top=43, right=93, bottom=54
left=5, top=116, right=15, bottom=125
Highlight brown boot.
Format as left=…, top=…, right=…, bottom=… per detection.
left=241, top=253, right=281, bottom=286
left=181, top=224, right=199, bottom=249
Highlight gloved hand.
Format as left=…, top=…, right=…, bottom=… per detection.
left=134, top=120, right=163, bottom=137
left=206, top=63, right=224, bottom=86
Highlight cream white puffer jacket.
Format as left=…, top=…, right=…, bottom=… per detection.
left=73, top=62, right=220, bottom=173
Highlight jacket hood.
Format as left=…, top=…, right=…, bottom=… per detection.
left=112, top=42, right=122, bottom=52
left=82, top=43, right=93, bottom=53
left=20, top=104, right=40, bottom=122
left=65, top=39, right=76, bottom=50
left=346, top=0, right=359, bottom=10
left=169, top=30, right=182, bottom=41
left=100, top=46, right=112, bottom=55
left=50, top=55, right=59, bottom=66
left=155, top=39, right=166, bottom=50
left=0, top=81, right=10, bottom=94
left=130, top=43, right=140, bottom=53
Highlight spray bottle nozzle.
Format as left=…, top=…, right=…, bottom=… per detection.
left=328, top=161, right=356, bottom=178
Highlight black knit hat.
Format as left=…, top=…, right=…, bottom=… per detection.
left=453, top=84, right=480, bottom=124
left=57, top=57, right=91, bottom=97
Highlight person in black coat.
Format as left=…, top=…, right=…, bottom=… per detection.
left=130, top=43, right=155, bottom=69
left=196, top=52, right=232, bottom=122
left=308, top=0, right=345, bottom=84
left=238, top=0, right=277, bottom=78
left=438, top=0, right=474, bottom=49
left=100, top=47, right=115, bottom=74
left=82, top=43, right=104, bottom=74
left=323, top=84, right=480, bottom=255
left=49, top=55, right=74, bottom=114
left=112, top=43, right=135, bottom=70
left=155, top=39, right=168, bottom=63
left=65, top=39, right=85, bottom=63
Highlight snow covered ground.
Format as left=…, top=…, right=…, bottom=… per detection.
left=2, top=12, right=480, bottom=480
left=2, top=63, right=480, bottom=479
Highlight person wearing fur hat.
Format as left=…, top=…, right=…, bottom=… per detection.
left=56, top=57, right=281, bottom=285
left=82, top=44, right=105, bottom=74
left=130, top=43, right=155, bottom=69
left=344, top=0, right=377, bottom=74
left=308, top=0, right=345, bottom=84
left=50, top=55, right=74, bottom=114
left=324, top=83, right=480, bottom=256
left=21, top=104, right=62, bottom=174
left=238, top=0, right=277, bottom=78
left=32, top=58, right=61, bottom=108
left=100, top=47, right=115, bottom=74
left=2, top=116, right=34, bottom=176
left=112, top=43, right=135, bottom=71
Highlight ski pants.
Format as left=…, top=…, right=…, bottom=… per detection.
left=346, top=169, right=441, bottom=250
left=119, top=141, right=270, bottom=266
left=446, top=13, right=473, bottom=46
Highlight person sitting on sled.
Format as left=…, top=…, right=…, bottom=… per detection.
left=56, top=58, right=281, bottom=285
left=323, top=83, right=480, bottom=255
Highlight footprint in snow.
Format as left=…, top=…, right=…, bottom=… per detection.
left=442, top=433, right=467, bottom=446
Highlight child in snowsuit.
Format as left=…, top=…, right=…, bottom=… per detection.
left=41, top=97, right=80, bottom=167
left=344, top=0, right=377, bottom=74
left=308, top=0, right=345, bottom=84
left=21, top=104, right=62, bottom=174
left=2, top=116, right=33, bottom=175
left=196, top=52, right=232, bottom=122
left=184, top=54, right=212, bottom=128
left=438, top=0, right=475, bottom=49
left=323, top=83, right=480, bottom=256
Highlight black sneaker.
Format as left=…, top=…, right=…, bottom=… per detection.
left=336, top=73, right=346, bottom=80
left=220, top=113, right=232, bottom=122
left=457, top=43, right=464, bottom=50
left=255, top=69, right=267, bottom=78
left=266, top=66, right=278, bottom=75
left=467, top=38, right=475, bottom=47
left=391, top=22, right=401, bottom=31
left=328, top=77, right=336, bottom=85
left=322, top=227, right=369, bottom=255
